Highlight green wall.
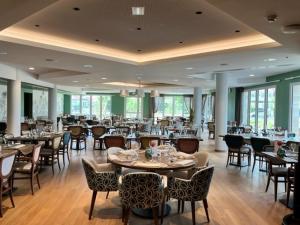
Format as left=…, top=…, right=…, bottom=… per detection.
left=143, top=93, right=151, bottom=118
left=63, top=94, right=71, bottom=114
left=111, top=94, right=125, bottom=116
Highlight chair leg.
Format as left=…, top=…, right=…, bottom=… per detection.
left=252, top=155, right=256, bottom=172
left=265, top=174, right=271, bottom=192
left=89, top=191, right=97, bottom=220
left=203, top=199, right=210, bottom=222
left=0, top=191, right=3, bottom=217
left=9, top=179, right=15, bottom=208
left=226, top=153, right=230, bottom=167
left=62, top=150, right=66, bottom=166
left=274, top=176, right=278, bottom=202
left=36, top=173, right=41, bottom=189
left=124, top=207, right=130, bottom=225
left=161, top=197, right=165, bottom=225
left=177, top=199, right=181, bottom=214
left=106, top=191, right=109, bottom=199
left=152, top=206, right=159, bottom=225
left=191, top=201, right=196, bottom=225
left=181, top=200, right=185, bottom=213
left=57, top=153, right=61, bottom=170
left=51, top=157, right=55, bottom=175
left=67, top=147, right=70, bottom=163
left=30, top=176, right=34, bottom=195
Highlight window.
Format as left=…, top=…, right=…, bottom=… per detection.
left=32, top=89, right=48, bottom=119
left=57, top=93, right=64, bottom=116
left=0, top=83, right=7, bottom=121
left=71, top=95, right=111, bottom=119
left=125, top=97, right=142, bottom=119
left=71, top=95, right=81, bottom=115
left=241, top=86, right=275, bottom=131
left=154, top=96, right=191, bottom=118
left=290, top=83, right=300, bottom=134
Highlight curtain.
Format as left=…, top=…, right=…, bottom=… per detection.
left=211, top=92, right=216, bottom=122
left=201, top=94, right=207, bottom=119
left=235, top=87, right=244, bottom=126
left=183, top=96, right=191, bottom=112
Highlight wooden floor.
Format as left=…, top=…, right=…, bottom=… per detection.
left=0, top=135, right=292, bottom=225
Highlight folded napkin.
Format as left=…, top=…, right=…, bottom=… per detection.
left=119, top=150, right=137, bottom=156
left=173, top=159, right=194, bottom=166
left=133, top=161, right=168, bottom=168
left=108, top=154, right=132, bottom=163
left=176, top=152, right=195, bottom=159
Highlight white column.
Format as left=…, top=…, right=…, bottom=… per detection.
left=7, top=79, right=21, bottom=136
left=215, top=73, right=228, bottom=151
left=193, top=87, right=202, bottom=137
left=48, top=86, right=57, bottom=130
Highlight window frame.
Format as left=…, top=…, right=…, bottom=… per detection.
left=124, top=96, right=143, bottom=119
left=289, top=82, right=300, bottom=133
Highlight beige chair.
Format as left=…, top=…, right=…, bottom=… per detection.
left=207, top=122, right=215, bottom=139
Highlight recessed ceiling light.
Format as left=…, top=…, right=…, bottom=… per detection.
left=35, top=24, right=40, bottom=28
left=137, top=49, right=142, bottom=52
left=173, top=79, right=179, bottom=82
left=264, top=58, right=277, bottom=62
left=101, top=77, right=107, bottom=80
left=235, top=30, right=240, bottom=33
left=195, top=11, right=202, bottom=14
left=249, top=74, right=255, bottom=77
left=179, top=41, right=183, bottom=44
left=72, top=80, right=79, bottom=83
left=28, top=67, right=35, bottom=70
left=45, top=58, right=54, bottom=62
left=220, top=63, right=228, bottom=66
left=83, top=64, right=93, bottom=68
left=73, top=7, right=80, bottom=11
left=0, top=52, right=8, bottom=55
left=136, top=27, right=142, bottom=30
left=185, top=67, right=193, bottom=70
left=132, top=7, right=144, bottom=16
left=95, top=39, right=99, bottom=42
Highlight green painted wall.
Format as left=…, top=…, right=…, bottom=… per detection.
left=111, top=94, right=125, bottom=116
left=63, top=94, right=71, bottom=114
left=228, top=88, right=236, bottom=121
left=143, top=93, right=151, bottom=118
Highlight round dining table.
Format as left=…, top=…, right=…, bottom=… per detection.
left=107, top=148, right=196, bottom=218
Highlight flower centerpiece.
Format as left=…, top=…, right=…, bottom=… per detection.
left=276, top=141, right=285, bottom=158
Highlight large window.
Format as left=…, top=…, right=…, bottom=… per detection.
left=71, top=95, right=111, bottom=119
left=125, top=97, right=142, bottom=119
left=32, top=88, right=48, bottom=119
left=241, top=86, right=276, bottom=131
left=154, top=96, right=191, bottom=118
left=290, top=83, right=300, bottom=134
left=57, top=93, right=64, bottom=116
left=0, top=83, right=7, bottom=121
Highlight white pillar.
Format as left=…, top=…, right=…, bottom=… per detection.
left=7, top=79, right=21, bottom=136
left=215, top=73, right=228, bottom=151
left=193, top=87, right=202, bottom=137
left=48, top=86, right=57, bottom=130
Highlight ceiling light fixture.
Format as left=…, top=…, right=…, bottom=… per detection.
left=195, top=11, right=202, bottom=14
left=173, top=79, right=179, bottom=82
left=150, top=90, right=160, bottom=97
left=120, top=89, right=129, bottom=97
left=101, top=77, right=107, bottom=80
left=132, top=7, right=144, bottom=16
left=264, top=58, right=277, bottom=62
left=249, top=74, right=255, bottom=77
left=28, top=67, right=35, bottom=70
left=73, top=7, right=80, bottom=11
left=72, top=80, right=79, bottom=83
left=35, top=24, right=40, bottom=28
left=185, top=67, right=193, bottom=70
left=83, top=64, right=93, bottom=68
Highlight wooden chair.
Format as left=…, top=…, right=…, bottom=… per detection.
left=0, top=152, right=16, bottom=217
left=207, top=122, right=215, bottom=139
left=168, top=166, right=214, bottom=225
left=250, top=137, right=271, bottom=172
left=40, top=135, right=62, bottom=175
left=13, top=144, right=42, bottom=195
left=139, top=136, right=161, bottom=150
left=119, top=172, right=165, bottom=225
left=160, top=120, right=169, bottom=135
left=176, top=138, right=199, bottom=154
left=91, top=126, right=106, bottom=150
left=58, top=132, right=71, bottom=166
left=69, top=126, right=86, bottom=151
left=224, top=135, right=251, bottom=169
left=82, top=158, right=119, bottom=220
left=104, top=135, right=126, bottom=149
left=20, top=122, right=30, bottom=135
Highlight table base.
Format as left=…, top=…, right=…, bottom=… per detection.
left=132, top=204, right=171, bottom=219
left=282, top=214, right=300, bottom=225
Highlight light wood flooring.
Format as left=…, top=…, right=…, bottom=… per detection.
left=0, top=137, right=292, bottom=225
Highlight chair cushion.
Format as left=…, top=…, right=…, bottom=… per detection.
left=14, top=161, right=32, bottom=172
left=272, top=167, right=288, bottom=176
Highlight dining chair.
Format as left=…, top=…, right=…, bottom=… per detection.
left=224, top=135, right=251, bottom=169
left=58, top=131, right=71, bottom=166
left=91, top=126, right=106, bottom=150
left=0, top=152, right=16, bottom=217
left=40, top=135, right=62, bottom=175
left=69, top=126, right=86, bottom=151
left=82, top=158, right=119, bottom=220
left=250, top=137, right=272, bottom=172
left=139, top=136, right=161, bottom=150
left=119, top=172, right=166, bottom=225
left=168, top=166, right=214, bottom=225
left=176, top=138, right=199, bottom=154
left=13, top=144, right=42, bottom=195
left=286, top=166, right=295, bottom=207
left=104, top=135, right=126, bottom=149
left=207, top=122, right=215, bottom=139
left=160, top=119, right=169, bottom=135
left=20, top=122, right=30, bottom=135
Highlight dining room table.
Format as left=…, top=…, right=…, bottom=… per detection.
left=6, top=132, right=63, bottom=146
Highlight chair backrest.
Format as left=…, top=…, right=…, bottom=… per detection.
left=104, top=135, right=126, bottom=149
left=92, top=126, right=106, bottom=137
left=207, top=122, right=215, bottom=131
left=286, top=141, right=300, bottom=152
left=52, top=136, right=62, bottom=150
left=177, top=138, right=199, bottom=154
left=68, top=126, right=83, bottom=137
left=63, top=131, right=71, bottom=145
left=224, top=135, right=244, bottom=149
left=250, top=137, right=271, bottom=153
left=120, top=172, right=163, bottom=208
left=139, top=136, right=161, bottom=150
left=0, top=153, right=16, bottom=178
left=160, top=120, right=169, bottom=127
left=21, top=122, right=30, bottom=131
left=190, top=166, right=214, bottom=201
left=32, top=144, right=42, bottom=168
left=193, top=151, right=209, bottom=167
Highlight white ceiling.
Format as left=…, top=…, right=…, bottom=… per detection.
left=0, top=0, right=299, bottom=93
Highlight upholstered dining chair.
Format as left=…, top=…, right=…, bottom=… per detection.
left=177, top=138, right=199, bottom=154
left=58, top=132, right=71, bottom=166
left=0, top=152, right=16, bottom=217
left=69, top=126, right=86, bottom=151
left=13, top=144, right=42, bottom=195
left=82, top=158, right=119, bottom=220
left=91, top=126, right=106, bottom=150
left=168, top=166, right=214, bottom=225
left=119, top=172, right=166, bottom=225
left=286, top=166, right=295, bottom=207
left=40, top=135, right=62, bottom=175
left=224, top=135, right=251, bottom=169
left=139, top=136, right=161, bottom=150
left=250, top=137, right=272, bottom=172
left=104, top=135, right=126, bottom=149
